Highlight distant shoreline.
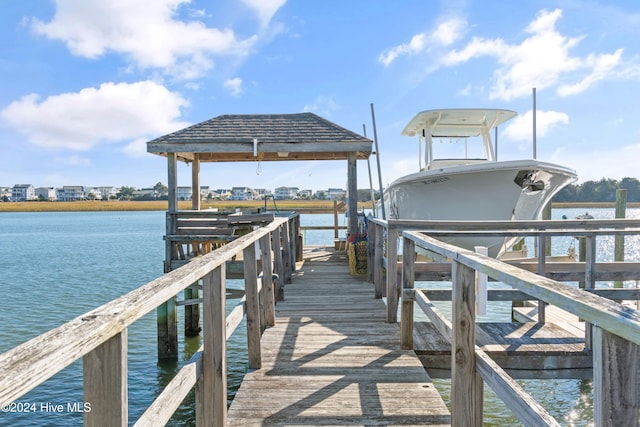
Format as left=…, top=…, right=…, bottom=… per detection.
left=0, top=200, right=360, bottom=212
left=1, top=200, right=639, bottom=212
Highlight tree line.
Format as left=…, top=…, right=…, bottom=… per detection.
left=553, top=177, right=640, bottom=202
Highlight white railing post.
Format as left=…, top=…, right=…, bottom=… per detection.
left=83, top=330, right=128, bottom=427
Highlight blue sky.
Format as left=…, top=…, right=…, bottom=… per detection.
left=1, top=0, right=640, bottom=192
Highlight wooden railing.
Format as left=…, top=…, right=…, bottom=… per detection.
left=0, top=214, right=297, bottom=426
left=367, top=218, right=640, bottom=322
left=367, top=217, right=640, bottom=426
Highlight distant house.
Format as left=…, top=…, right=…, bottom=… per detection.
left=58, top=186, right=86, bottom=201
left=274, top=186, right=299, bottom=200
left=133, top=188, right=157, bottom=199
left=214, top=189, right=231, bottom=200
left=230, top=186, right=254, bottom=200
left=177, top=186, right=192, bottom=201
left=0, top=187, right=11, bottom=201
left=298, top=189, right=312, bottom=199
left=85, top=188, right=103, bottom=200
left=326, top=188, right=346, bottom=200
left=12, top=184, right=36, bottom=201
left=200, top=186, right=211, bottom=200
left=35, top=187, right=57, bottom=201
left=95, top=186, right=119, bottom=200
left=253, top=188, right=272, bottom=199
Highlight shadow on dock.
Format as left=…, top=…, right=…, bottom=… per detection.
left=227, top=246, right=452, bottom=426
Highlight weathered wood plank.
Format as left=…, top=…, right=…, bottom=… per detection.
left=83, top=331, right=128, bottom=427
left=227, top=249, right=451, bottom=426
left=243, top=244, right=261, bottom=370
left=451, top=261, right=481, bottom=426
left=593, top=326, right=640, bottom=425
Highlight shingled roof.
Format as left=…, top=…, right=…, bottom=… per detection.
left=146, top=112, right=372, bottom=162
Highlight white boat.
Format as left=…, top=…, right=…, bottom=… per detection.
left=381, top=108, right=578, bottom=258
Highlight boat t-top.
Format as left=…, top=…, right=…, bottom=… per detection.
left=381, top=108, right=578, bottom=258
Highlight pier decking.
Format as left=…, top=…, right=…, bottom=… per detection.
left=227, top=247, right=451, bottom=426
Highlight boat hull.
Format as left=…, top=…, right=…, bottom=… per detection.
left=381, top=160, right=577, bottom=258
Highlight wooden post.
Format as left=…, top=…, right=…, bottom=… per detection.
left=191, top=154, right=200, bottom=211
left=593, top=326, right=640, bottom=426
left=272, top=226, right=285, bottom=301
left=584, top=235, right=596, bottom=349
left=536, top=236, right=547, bottom=323
left=289, top=215, right=298, bottom=268
left=386, top=224, right=399, bottom=323
left=367, top=220, right=376, bottom=284
left=260, top=234, right=276, bottom=326
left=373, top=222, right=385, bottom=298
left=347, top=152, right=358, bottom=239
left=614, top=189, right=627, bottom=290
left=157, top=298, right=178, bottom=359
left=159, top=152, right=179, bottom=359
left=400, top=236, right=415, bottom=349
left=185, top=154, right=201, bottom=337
left=167, top=152, right=177, bottom=213
left=333, top=200, right=339, bottom=240
left=244, top=244, right=262, bottom=369
left=542, top=203, right=551, bottom=256
left=201, top=266, right=226, bottom=427
left=84, top=331, right=128, bottom=426
left=451, top=260, right=482, bottom=427
left=281, top=220, right=292, bottom=284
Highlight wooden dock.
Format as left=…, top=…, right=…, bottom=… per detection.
left=227, top=247, right=452, bottom=426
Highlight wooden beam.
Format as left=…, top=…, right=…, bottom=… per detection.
left=243, top=244, right=262, bottom=369
left=593, top=326, right=640, bottom=426
left=401, top=237, right=415, bottom=349
left=347, top=152, right=358, bottom=238
left=202, top=266, right=227, bottom=426
left=451, top=260, right=482, bottom=426
left=386, top=226, right=399, bottom=322
left=167, top=152, right=177, bottom=212
left=83, top=331, right=128, bottom=426
left=259, top=234, right=275, bottom=327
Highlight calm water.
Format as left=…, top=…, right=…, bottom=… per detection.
left=0, top=209, right=638, bottom=426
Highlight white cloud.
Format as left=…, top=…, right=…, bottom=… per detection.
left=378, top=17, right=466, bottom=66
left=441, top=8, right=626, bottom=101
left=502, top=109, right=569, bottom=142
left=30, top=0, right=258, bottom=79
left=224, top=77, right=243, bottom=96
left=241, top=0, right=286, bottom=28
left=558, top=49, right=623, bottom=96
left=1, top=80, right=190, bottom=152
left=303, top=96, right=340, bottom=118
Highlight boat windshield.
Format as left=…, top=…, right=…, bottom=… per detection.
left=429, top=136, right=489, bottom=160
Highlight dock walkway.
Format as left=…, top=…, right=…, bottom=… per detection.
left=227, top=247, right=451, bottom=426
